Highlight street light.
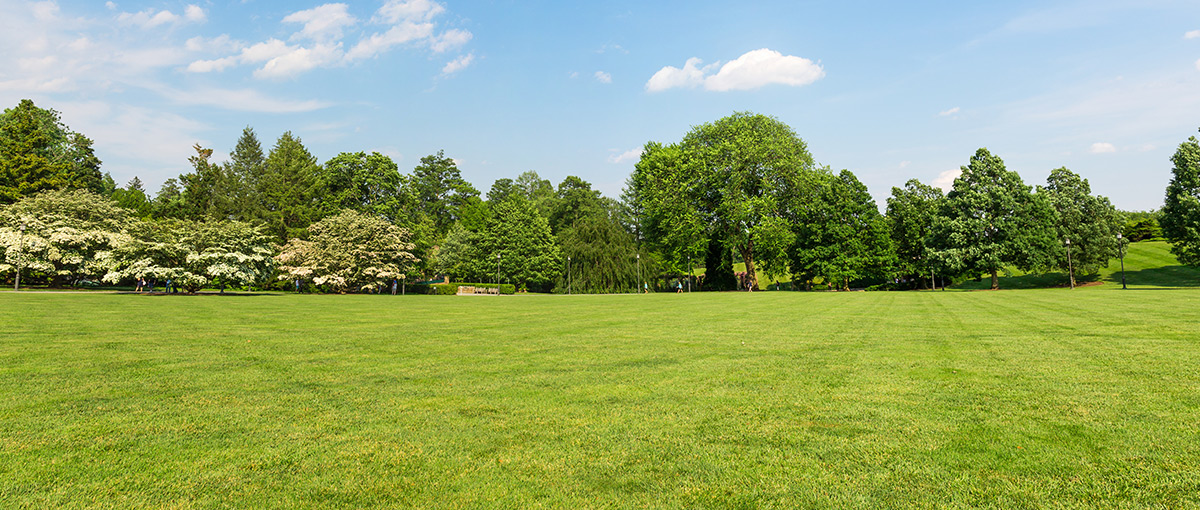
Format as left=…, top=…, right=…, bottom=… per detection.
left=1065, top=238, right=1075, bottom=290
left=496, top=253, right=501, bottom=286
left=687, top=254, right=692, bottom=293
left=1117, top=233, right=1127, bottom=290
left=636, top=253, right=641, bottom=294
left=14, top=222, right=26, bottom=291
left=567, top=256, right=571, bottom=295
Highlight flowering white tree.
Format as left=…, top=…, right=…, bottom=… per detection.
left=103, top=219, right=274, bottom=293
left=276, top=209, right=417, bottom=293
left=0, top=189, right=131, bottom=286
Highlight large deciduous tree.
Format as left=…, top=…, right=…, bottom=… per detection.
left=792, top=170, right=893, bottom=290
left=0, top=189, right=132, bottom=287
left=887, top=179, right=943, bottom=289
left=316, top=151, right=403, bottom=219
left=482, top=198, right=561, bottom=291
left=276, top=210, right=418, bottom=293
left=930, top=148, right=1057, bottom=289
left=628, top=112, right=817, bottom=288
left=1161, top=129, right=1200, bottom=266
left=1039, top=167, right=1121, bottom=286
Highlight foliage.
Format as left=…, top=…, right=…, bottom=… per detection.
left=409, top=150, right=479, bottom=236
left=887, top=179, right=943, bottom=288
left=228, top=126, right=267, bottom=222
left=550, top=176, right=605, bottom=235
left=316, top=151, right=403, bottom=219
left=482, top=198, right=561, bottom=291
left=557, top=213, right=641, bottom=293
left=1038, top=167, right=1121, bottom=284
left=276, top=210, right=417, bottom=293
left=0, top=189, right=132, bottom=286
left=102, top=219, right=274, bottom=292
left=1160, top=129, right=1200, bottom=266
left=433, top=223, right=486, bottom=282
left=260, top=132, right=321, bottom=243
left=792, top=170, right=893, bottom=290
left=0, top=99, right=103, bottom=203
left=929, top=148, right=1057, bottom=289
left=110, top=177, right=153, bottom=218
left=181, top=144, right=237, bottom=221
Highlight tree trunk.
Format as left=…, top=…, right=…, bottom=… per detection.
left=740, top=243, right=757, bottom=291
left=991, top=270, right=999, bottom=290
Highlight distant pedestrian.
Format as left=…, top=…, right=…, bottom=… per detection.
left=391, top=279, right=398, bottom=296
left=643, top=282, right=648, bottom=294
left=747, top=280, right=754, bottom=292
left=136, top=277, right=144, bottom=292
left=676, top=281, right=683, bottom=293
left=294, top=278, right=301, bottom=293
left=165, top=278, right=172, bottom=293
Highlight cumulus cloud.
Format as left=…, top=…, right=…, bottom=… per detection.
left=939, top=107, right=960, bottom=116
left=1090, top=142, right=1117, bottom=153
left=345, top=22, right=433, bottom=61
left=118, top=9, right=180, bottom=28
left=1186, top=30, right=1200, bottom=39
left=594, top=71, right=612, bottom=84
left=646, top=49, right=824, bottom=92
left=376, top=0, right=444, bottom=23
left=441, top=53, right=473, bottom=74
left=283, top=4, right=357, bottom=42
left=931, top=169, right=961, bottom=191
left=430, top=28, right=472, bottom=53
left=184, top=5, right=205, bottom=23
left=608, top=148, right=642, bottom=164
left=254, top=43, right=344, bottom=79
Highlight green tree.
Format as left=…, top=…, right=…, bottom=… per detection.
left=482, top=198, right=561, bottom=291
left=111, top=177, right=153, bottom=218
left=792, top=170, right=893, bottom=290
left=433, top=223, right=486, bottom=282
left=1039, top=167, right=1121, bottom=286
left=408, top=150, right=479, bottom=236
left=549, top=175, right=604, bottom=235
left=1161, top=129, right=1200, bottom=266
left=152, top=178, right=187, bottom=219
left=557, top=213, right=641, bottom=293
left=316, top=151, right=403, bottom=219
left=0, top=99, right=103, bottom=202
left=260, top=132, right=321, bottom=243
left=628, top=113, right=818, bottom=288
left=514, top=170, right=556, bottom=217
left=180, top=144, right=237, bottom=221
left=930, top=148, right=1057, bottom=289
left=228, top=126, right=267, bottom=222
left=887, top=179, right=943, bottom=288
left=275, top=210, right=418, bottom=293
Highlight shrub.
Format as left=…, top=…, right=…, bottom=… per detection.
left=430, top=282, right=516, bottom=295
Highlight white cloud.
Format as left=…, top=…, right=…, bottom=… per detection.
left=185, top=35, right=240, bottom=53
left=186, top=57, right=238, bottom=73
left=646, top=57, right=713, bottom=92
left=346, top=22, right=434, bottom=61
left=254, top=43, right=344, bottom=79
left=1186, top=30, right=1200, bottom=39
left=594, top=71, right=612, bottom=84
left=1090, top=142, right=1117, bottom=154
left=118, top=9, right=181, bottom=28
left=105, top=2, right=116, bottom=10
left=899, top=161, right=911, bottom=169
left=646, top=49, right=824, bottom=92
left=441, top=53, right=473, bottom=74
left=376, top=0, right=444, bottom=23
left=931, top=169, right=961, bottom=191
left=608, top=148, right=642, bottom=164
left=429, top=28, right=472, bottom=53
left=184, top=5, right=205, bottom=23
left=938, top=107, right=960, bottom=116
left=283, top=4, right=357, bottom=42
left=31, top=1, right=60, bottom=21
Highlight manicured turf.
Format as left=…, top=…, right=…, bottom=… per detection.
left=2, top=281, right=1199, bottom=508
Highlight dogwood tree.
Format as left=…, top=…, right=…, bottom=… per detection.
left=0, top=189, right=131, bottom=286
left=102, top=219, right=274, bottom=293
left=276, top=210, right=417, bottom=293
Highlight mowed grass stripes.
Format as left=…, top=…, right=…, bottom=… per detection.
left=1, top=287, right=1198, bottom=508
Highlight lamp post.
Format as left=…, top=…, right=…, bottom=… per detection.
left=1065, top=238, right=1075, bottom=290
left=636, top=253, right=641, bottom=294
left=687, top=254, right=692, bottom=293
left=496, top=253, right=501, bottom=286
left=1117, top=233, right=1127, bottom=290
left=567, top=256, right=571, bottom=295
left=15, top=223, right=26, bottom=291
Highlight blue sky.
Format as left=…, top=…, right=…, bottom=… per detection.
left=2, top=0, right=1199, bottom=210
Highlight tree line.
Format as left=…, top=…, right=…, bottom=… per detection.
left=1, top=100, right=1196, bottom=293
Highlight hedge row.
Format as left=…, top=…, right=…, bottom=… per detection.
left=429, top=283, right=517, bottom=295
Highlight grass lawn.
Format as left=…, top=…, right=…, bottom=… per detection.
left=3, top=255, right=1200, bottom=507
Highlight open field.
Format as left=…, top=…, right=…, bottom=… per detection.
left=3, top=283, right=1200, bottom=508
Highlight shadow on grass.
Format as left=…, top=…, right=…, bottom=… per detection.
left=1105, top=266, right=1200, bottom=288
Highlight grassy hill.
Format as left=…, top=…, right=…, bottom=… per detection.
left=954, top=240, right=1200, bottom=290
